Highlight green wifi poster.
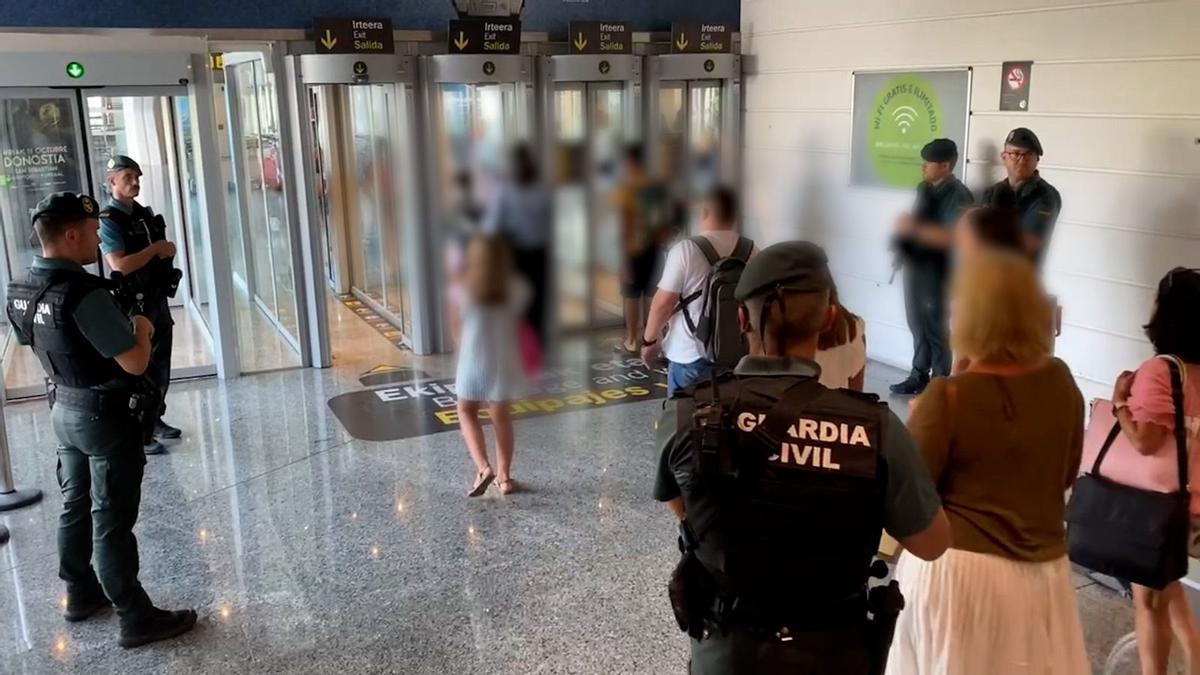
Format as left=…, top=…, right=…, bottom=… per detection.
left=851, top=69, right=970, bottom=189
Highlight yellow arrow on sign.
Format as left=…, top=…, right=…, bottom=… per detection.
left=454, top=31, right=469, bottom=51
left=676, top=35, right=689, bottom=51
left=320, top=30, right=337, bottom=50
left=573, top=32, right=587, bottom=51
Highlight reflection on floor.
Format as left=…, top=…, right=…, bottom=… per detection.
left=3, top=305, right=214, bottom=392
left=233, top=280, right=301, bottom=374
left=0, top=359, right=1154, bottom=673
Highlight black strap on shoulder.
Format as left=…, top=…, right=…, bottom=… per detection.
left=689, top=235, right=721, bottom=266
left=730, top=236, right=753, bottom=263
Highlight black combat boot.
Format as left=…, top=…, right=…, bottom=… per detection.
left=118, top=607, right=198, bottom=649
left=154, top=420, right=182, bottom=440
left=889, top=375, right=929, bottom=396
left=64, top=591, right=112, bottom=622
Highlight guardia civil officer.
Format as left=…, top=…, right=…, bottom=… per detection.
left=6, top=193, right=196, bottom=647
left=890, top=138, right=974, bottom=396
left=100, top=155, right=183, bottom=455
left=980, top=128, right=1062, bottom=263
left=654, top=241, right=951, bottom=674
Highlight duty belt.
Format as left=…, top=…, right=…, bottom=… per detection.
left=50, top=384, right=148, bottom=415
left=710, top=591, right=868, bottom=636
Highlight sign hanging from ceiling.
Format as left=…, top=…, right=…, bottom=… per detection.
left=568, top=21, right=631, bottom=55
left=447, top=18, right=522, bottom=55
left=850, top=69, right=971, bottom=189
left=1000, top=61, right=1033, bottom=111
left=313, top=17, right=395, bottom=54
left=670, top=22, right=733, bottom=54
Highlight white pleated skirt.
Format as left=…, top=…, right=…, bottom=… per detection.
left=885, top=548, right=1090, bottom=675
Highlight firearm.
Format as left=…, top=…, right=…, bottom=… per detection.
left=108, top=271, right=148, bottom=316
left=888, top=234, right=917, bottom=285
left=865, top=560, right=904, bottom=675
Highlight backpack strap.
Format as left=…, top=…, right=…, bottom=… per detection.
left=673, top=237, right=720, bottom=334
left=689, top=235, right=721, bottom=266
left=730, top=236, right=753, bottom=263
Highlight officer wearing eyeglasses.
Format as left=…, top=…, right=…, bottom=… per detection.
left=980, top=128, right=1062, bottom=263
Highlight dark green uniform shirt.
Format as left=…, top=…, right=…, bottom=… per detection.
left=906, top=176, right=974, bottom=272
left=13, top=257, right=136, bottom=359
left=653, top=357, right=942, bottom=539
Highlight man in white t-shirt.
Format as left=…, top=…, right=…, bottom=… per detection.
left=641, top=188, right=754, bottom=396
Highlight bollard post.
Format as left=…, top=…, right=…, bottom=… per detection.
left=0, top=386, right=42, bottom=512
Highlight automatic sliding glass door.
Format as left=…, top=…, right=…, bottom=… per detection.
left=225, top=55, right=302, bottom=371
left=0, top=89, right=89, bottom=395
left=0, top=86, right=217, bottom=397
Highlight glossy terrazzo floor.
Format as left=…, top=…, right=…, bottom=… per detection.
left=0, top=356, right=1159, bottom=674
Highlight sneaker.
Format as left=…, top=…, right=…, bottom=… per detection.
left=144, top=441, right=166, bottom=456
left=64, top=593, right=112, bottom=622
left=118, top=608, right=198, bottom=649
left=889, top=377, right=929, bottom=396
left=154, top=420, right=182, bottom=440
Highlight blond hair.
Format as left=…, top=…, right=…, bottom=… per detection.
left=463, top=235, right=512, bottom=305
left=951, top=251, right=1052, bottom=363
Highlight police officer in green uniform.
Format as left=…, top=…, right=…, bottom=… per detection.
left=890, top=139, right=974, bottom=396
left=980, top=128, right=1062, bottom=264
left=654, top=241, right=951, bottom=674
left=6, top=193, right=196, bottom=648
left=99, top=155, right=183, bottom=455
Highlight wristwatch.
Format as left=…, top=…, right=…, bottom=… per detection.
left=642, top=336, right=658, bottom=347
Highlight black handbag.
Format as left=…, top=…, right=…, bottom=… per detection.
left=1067, top=357, right=1191, bottom=590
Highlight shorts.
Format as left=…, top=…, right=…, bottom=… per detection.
left=622, top=247, right=661, bottom=298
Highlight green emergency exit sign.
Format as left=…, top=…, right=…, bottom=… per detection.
left=65, top=62, right=85, bottom=79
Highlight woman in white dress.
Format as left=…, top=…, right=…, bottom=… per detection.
left=886, top=252, right=1090, bottom=674
left=450, top=235, right=528, bottom=497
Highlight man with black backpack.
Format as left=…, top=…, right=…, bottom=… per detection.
left=641, top=187, right=755, bottom=396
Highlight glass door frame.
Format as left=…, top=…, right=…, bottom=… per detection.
left=285, top=51, right=426, bottom=366
left=645, top=54, right=743, bottom=226
left=420, top=54, right=537, bottom=355
left=0, top=49, right=240, bottom=396
left=541, top=54, right=642, bottom=333
left=224, top=54, right=300, bottom=353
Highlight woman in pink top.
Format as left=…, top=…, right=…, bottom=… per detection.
left=1112, top=267, right=1200, bottom=674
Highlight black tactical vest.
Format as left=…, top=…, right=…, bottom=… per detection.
left=6, top=268, right=127, bottom=388
left=100, top=202, right=170, bottom=291
left=678, top=374, right=887, bottom=620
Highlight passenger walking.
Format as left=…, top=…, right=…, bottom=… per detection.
left=450, top=235, right=528, bottom=497
left=640, top=187, right=754, bottom=396
left=613, top=145, right=670, bottom=355
left=482, top=144, right=552, bottom=345
left=887, top=252, right=1090, bottom=674
left=1109, top=267, right=1200, bottom=675
left=815, top=285, right=866, bottom=391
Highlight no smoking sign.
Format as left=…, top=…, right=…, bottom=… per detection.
left=1000, top=61, right=1033, bottom=111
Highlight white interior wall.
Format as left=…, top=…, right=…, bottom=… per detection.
left=740, top=0, right=1200, bottom=400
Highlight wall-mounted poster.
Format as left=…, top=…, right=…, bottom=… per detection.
left=850, top=69, right=971, bottom=189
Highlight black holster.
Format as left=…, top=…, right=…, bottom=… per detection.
left=668, top=521, right=718, bottom=640
left=865, top=580, right=905, bottom=675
